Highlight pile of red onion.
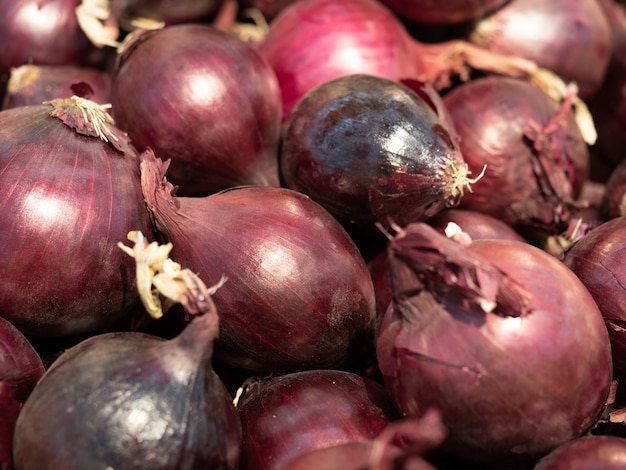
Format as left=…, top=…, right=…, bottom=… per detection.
left=2, top=0, right=626, bottom=467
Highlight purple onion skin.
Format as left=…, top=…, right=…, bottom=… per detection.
left=0, top=0, right=94, bottom=77
left=281, top=74, right=467, bottom=236
left=110, top=24, right=282, bottom=196
left=467, top=0, right=612, bottom=99
left=236, top=369, right=401, bottom=470
left=0, top=316, right=45, bottom=470
left=377, top=224, right=612, bottom=464
left=2, top=65, right=111, bottom=110
left=534, top=435, right=626, bottom=470
left=110, top=0, right=225, bottom=25
left=602, top=153, right=626, bottom=219
left=427, top=208, right=526, bottom=242
left=0, top=103, right=153, bottom=336
left=443, top=76, right=590, bottom=234
left=256, top=0, right=419, bottom=122
left=562, top=217, right=626, bottom=399
left=379, top=0, right=509, bottom=24
left=13, top=329, right=242, bottom=469
left=141, top=153, right=377, bottom=372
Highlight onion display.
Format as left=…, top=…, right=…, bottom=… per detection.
left=12, top=232, right=242, bottom=469
left=236, top=369, right=401, bottom=470
left=2, top=64, right=111, bottom=110
left=0, top=316, right=45, bottom=470
left=466, top=0, right=612, bottom=99
left=109, top=23, right=282, bottom=196
left=280, top=73, right=478, bottom=236
left=534, top=435, right=626, bottom=469
left=376, top=222, right=612, bottom=464
left=442, top=75, right=590, bottom=236
left=0, top=96, right=153, bottom=337
left=379, top=0, right=510, bottom=25
left=562, top=216, right=626, bottom=400
left=139, top=149, right=376, bottom=372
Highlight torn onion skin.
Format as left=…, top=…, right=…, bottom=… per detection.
left=376, top=223, right=612, bottom=464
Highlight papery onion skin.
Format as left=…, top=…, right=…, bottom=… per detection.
left=0, top=100, right=153, bottom=336
left=377, top=223, right=612, bottom=463
left=110, top=24, right=282, bottom=196
left=442, top=76, right=590, bottom=235
left=427, top=208, right=526, bottom=242
left=256, top=0, right=419, bottom=122
left=110, top=0, right=225, bottom=26
left=0, top=0, right=94, bottom=78
left=379, top=0, right=510, bottom=25
left=140, top=151, right=377, bottom=372
left=281, top=74, right=469, bottom=235
left=466, top=0, right=612, bottom=99
left=562, top=216, right=626, bottom=400
left=236, top=369, right=401, bottom=470
left=534, top=435, right=626, bottom=470
left=0, top=316, right=45, bottom=470
left=13, top=330, right=242, bottom=469
left=2, top=65, right=111, bottom=110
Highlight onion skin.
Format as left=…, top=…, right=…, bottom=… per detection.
left=281, top=74, right=474, bottom=236
left=110, top=24, right=282, bottom=196
left=562, top=217, right=626, bottom=400
left=534, top=435, right=626, bottom=469
left=13, top=326, right=242, bottom=468
left=427, top=208, right=526, bottom=243
left=379, top=0, right=510, bottom=24
left=377, top=223, right=612, bottom=463
left=236, top=369, right=401, bottom=470
left=257, top=0, right=419, bottom=122
left=467, top=0, right=612, bottom=99
left=0, top=316, right=45, bottom=470
left=0, top=98, right=153, bottom=337
left=140, top=150, right=377, bottom=372
left=2, top=65, right=111, bottom=110
left=442, top=76, right=590, bottom=235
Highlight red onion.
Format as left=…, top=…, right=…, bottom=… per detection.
left=0, top=0, right=96, bottom=79
left=109, top=24, right=282, bottom=196
left=379, top=0, right=510, bottom=24
left=0, top=316, right=45, bottom=470
left=2, top=64, right=111, bottom=110
left=0, top=96, right=153, bottom=336
left=465, top=0, right=612, bottom=99
left=442, top=75, right=590, bottom=236
left=139, top=149, right=376, bottom=372
left=276, top=410, right=448, bottom=470
left=256, top=0, right=593, bottom=123
left=603, top=158, right=626, bottom=219
left=562, top=216, right=626, bottom=400
left=236, top=369, right=401, bottom=470
left=376, top=222, right=613, bottom=464
left=426, top=208, right=526, bottom=242
left=280, top=73, right=478, bottom=236
left=13, top=232, right=242, bottom=469
left=534, top=435, right=626, bottom=469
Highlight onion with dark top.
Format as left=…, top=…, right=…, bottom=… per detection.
left=0, top=96, right=153, bottom=337
left=139, top=149, right=377, bottom=373
left=236, top=369, right=401, bottom=470
left=110, top=24, right=282, bottom=196
left=377, top=222, right=613, bottom=464
left=280, top=74, right=479, bottom=236
left=13, top=232, right=242, bottom=470
left=379, top=0, right=510, bottom=25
